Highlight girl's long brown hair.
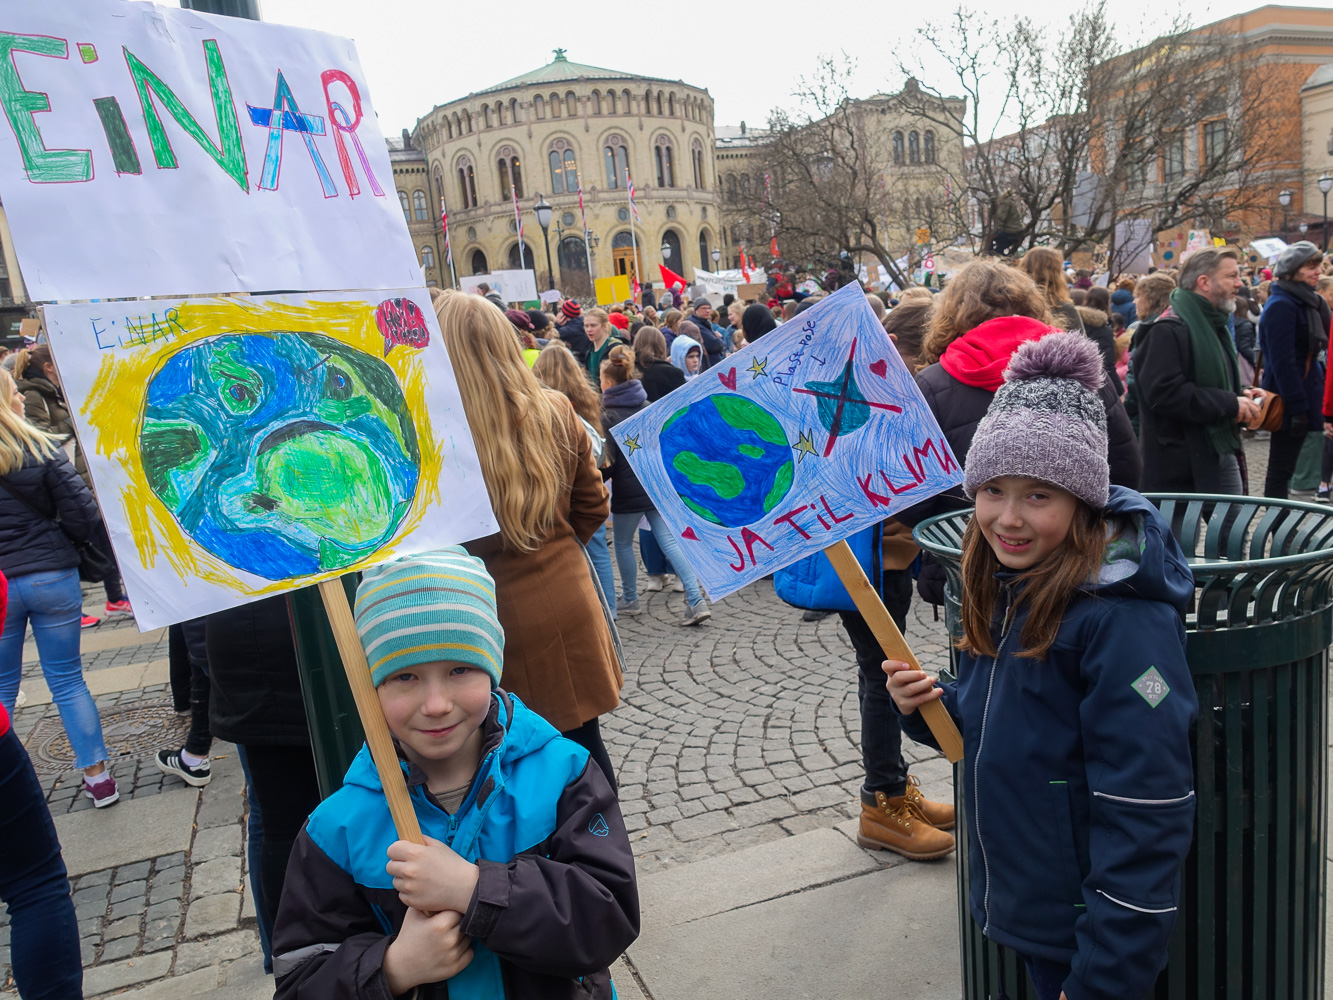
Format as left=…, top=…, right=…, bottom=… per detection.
left=957, top=499, right=1107, bottom=661
left=1018, top=247, right=1071, bottom=307
left=919, top=259, right=1051, bottom=367
left=533, top=341, right=603, bottom=430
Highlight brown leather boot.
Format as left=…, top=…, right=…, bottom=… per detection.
left=884, top=774, right=955, bottom=831
left=857, top=791, right=956, bottom=860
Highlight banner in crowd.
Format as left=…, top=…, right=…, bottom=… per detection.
left=608, top=283, right=962, bottom=598
left=0, top=0, right=419, bottom=300
left=459, top=270, right=538, bottom=303
left=43, top=288, right=496, bottom=629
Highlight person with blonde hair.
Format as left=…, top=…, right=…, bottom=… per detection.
left=598, top=344, right=710, bottom=625
left=1019, top=247, right=1083, bottom=333
left=0, top=367, right=118, bottom=806
left=436, top=291, right=621, bottom=786
left=583, top=307, right=624, bottom=386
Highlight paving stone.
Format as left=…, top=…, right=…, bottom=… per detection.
left=99, top=935, right=141, bottom=962
left=116, top=862, right=152, bottom=883
left=109, top=898, right=147, bottom=920
left=110, top=880, right=147, bottom=904
left=184, top=893, right=241, bottom=939
left=173, top=928, right=260, bottom=974
left=189, top=857, right=243, bottom=900
left=102, top=915, right=143, bottom=941
left=670, top=810, right=737, bottom=842
left=81, top=950, right=172, bottom=996
left=54, top=791, right=200, bottom=878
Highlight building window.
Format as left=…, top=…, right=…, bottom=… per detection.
left=510, top=98, right=520, bottom=123
left=483, top=104, right=492, bottom=128
left=509, top=241, right=532, bottom=269
left=604, top=136, right=628, bottom=188
left=892, top=131, right=904, bottom=165
left=496, top=101, right=505, bottom=126
left=534, top=95, right=545, bottom=119
left=497, top=149, right=523, bottom=200
left=398, top=190, right=409, bottom=221
left=550, top=92, right=561, bottom=118
left=470, top=249, right=488, bottom=275
left=566, top=91, right=577, bottom=117
left=445, top=117, right=453, bottom=139
left=622, top=89, right=632, bottom=112
left=908, top=131, right=920, bottom=164
left=725, top=173, right=737, bottom=203
left=457, top=156, right=477, bottom=208
left=1163, top=133, right=1185, bottom=182
left=699, top=230, right=709, bottom=269
left=656, top=91, right=664, bottom=116
left=655, top=136, right=675, bottom=188
left=691, top=139, right=705, bottom=188
left=412, top=190, right=428, bottom=221
left=464, top=110, right=472, bottom=133
left=923, top=130, right=936, bottom=164
left=666, top=205, right=676, bottom=220
left=644, top=88, right=653, bottom=114
left=607, top=91, right=616, bottom=114
left=592, top=91, right=602, bottom=115
left=562, top=212, right=575, bottom=226
left=668, top=93, right=676, bottom=117
left=1203, top=120, right=1227, bottom=165
left=421, top=245, right=435, bottom=269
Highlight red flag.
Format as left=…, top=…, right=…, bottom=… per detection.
left=739, top=245, right=751, bottom=282
left=659, top=263, right=687, bottom=290
left=770, top=235, right=780, bottom=258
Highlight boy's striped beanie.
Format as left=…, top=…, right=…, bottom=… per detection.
left=354, top=547, right=504, bottom=688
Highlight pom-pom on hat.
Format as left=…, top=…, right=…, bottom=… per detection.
left=963, top=332, right=1110, bottom=509
left=561, top=299, right=582, bottom=320
left=354, top=547, right=504, bottom=689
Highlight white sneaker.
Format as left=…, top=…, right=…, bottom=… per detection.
left=670, top=575, right=685, bottom=593
left=644, top=575, right=666, bottom=592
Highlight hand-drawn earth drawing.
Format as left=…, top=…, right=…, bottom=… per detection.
left=140, top=331, right=420, bottom=580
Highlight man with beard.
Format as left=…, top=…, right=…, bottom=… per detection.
left=1134, top=246, right=1262, bottom=493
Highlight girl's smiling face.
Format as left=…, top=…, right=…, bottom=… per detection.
left=974, top=476, right=1079, bottom=570
left=685, top=348, right=700, bottom=374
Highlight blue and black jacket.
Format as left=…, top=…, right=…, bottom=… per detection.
left=900, top=487, right=1198, bottom=1000
left=272, top=691, right=639, bottom=1000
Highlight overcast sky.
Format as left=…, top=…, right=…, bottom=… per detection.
left=179, top=0, right=1295, bottom=135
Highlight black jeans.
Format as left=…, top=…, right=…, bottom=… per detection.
left=1264, top=426, right=1308, bottom=499
left=0, top=727, right=82, bottom=999
left=838, top=570, right=913, bottom=801
left=561, top=716, right=617, bottom=792
left=240, top=743, right=321, bottom=930
left=179, top=617, right=212, bottom=758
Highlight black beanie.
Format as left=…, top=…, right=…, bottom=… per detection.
left=742, top=302, right=778, bottom=341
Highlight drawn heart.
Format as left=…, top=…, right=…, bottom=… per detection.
left=717, top=367, right=737, bottom=390
left=681, top=527, right=699, bottom=541
left=869, top=359, right=888, bottom=378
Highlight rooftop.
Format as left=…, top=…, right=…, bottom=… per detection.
left=716, top=124, right=770, bottom=147
left=477, top=49, right=682, bottom=95
left=1304, top=61, right=1333, bottom=90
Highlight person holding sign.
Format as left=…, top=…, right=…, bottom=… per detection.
left=887, top=334, right=1196, bottom=1000
left=272, top=548, right=638, bottom=1000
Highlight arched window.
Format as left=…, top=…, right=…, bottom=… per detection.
left=397, top=190, right=409, bottom=221
left=604, top=135, right=627, bottom=189
left=482, top=104, right=492, bottom=128
left=509, top=241, right=533, bottom=269
left=470, top=249, right=488, bottom=275
left=606, top=90, right=616, bottom=114
left=591, top=91, right=602, bottom=115
left=923, top=130, right=936, bottom=164
left=510, top=99, right=520, bottom=123
left=668, top=93, right=676, bottom=117
left=464, top=110, right=473, bottom=134
left=456, top=155, right=477, bottom=208
left=644, top=88, right=653, bottom=113
left=656, top=91, right=664, bottom=116
left=564, top=149, right=578, bottom=192
left=691, top=139, right=705, bottom=188
left=662, top=228, right=682, bottom=267
left=740, top=173, right=751, bottom=198
left=892, top=131, right=904, bottom=165
left=534, top=95, right=545, bottom=119
left=725, top=173, right=737, bottom=203
left=421, top=245, right=435, bottom=269
left=654, top=135, right=675, bottom=188
left=433, top=168, right=443, bottom=204
left=908, top=131, right=920, bottom=164
left=548, top=139, right=578, bottom=194
left=412, top=190, right=428, bottom=221
left=566, top=91, right=577, bottom=117
left=622, top=89, right=632, bottom=113
left=496, top=101, right=505, bottom=125
left=445, top=117, right=453, bottom=139
left=698, top=230, right=710, bottom=269
left=550, top=92, right=561, bottom=118
left=496, top=147, right=523, bottom=200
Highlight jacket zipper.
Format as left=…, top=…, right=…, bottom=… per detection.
left=975, top=586, right=1017, bottom=937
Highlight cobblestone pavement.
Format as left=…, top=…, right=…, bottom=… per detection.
left=0, top=435, right=1299, bottom=995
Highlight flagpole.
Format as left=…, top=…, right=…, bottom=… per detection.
left=440, top=196, right=458, bottom=289
left=512, top=181, right=527, bottom=283
left=625, top=167, right=639, bottom=294
left=578, top=183, right=594, bottom=280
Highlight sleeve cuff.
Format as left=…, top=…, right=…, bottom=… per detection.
left=460, top=860, right=510, bottom=940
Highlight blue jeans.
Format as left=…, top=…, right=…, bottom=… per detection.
left=583, top=522, right=616, bottom=620
left=0, top=726, right=82, bottom=998
left=0, top=568, right=108, bottom=768
left=639, top=527, right=669, bottom=575
left=612, top=509, right=703, bottom=606
left=236, top=745, right=272, bottom=973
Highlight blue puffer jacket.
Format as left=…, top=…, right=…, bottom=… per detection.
left=1110, top=287, right=1137, bottom=326
left=900, top=488, right=1197, bottom=1000
left=774, top=523, right=881, bottom=612
left=273, top=692, right=639, bottom=1000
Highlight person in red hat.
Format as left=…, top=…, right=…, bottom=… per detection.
left=556, top=299, right=592, bottom=363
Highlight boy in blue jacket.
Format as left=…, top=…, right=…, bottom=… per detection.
left=272, top=547, right=639, bottom=1000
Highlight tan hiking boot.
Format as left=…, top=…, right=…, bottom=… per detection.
left=884, top=774, right=955, bottom=831
left=857, top=791, right=956, bottom=860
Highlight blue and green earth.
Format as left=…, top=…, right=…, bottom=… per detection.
left=658, top=395, right=794, bottom=527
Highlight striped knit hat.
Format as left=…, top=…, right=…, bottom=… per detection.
left=354, top=547, right=504, bottom=688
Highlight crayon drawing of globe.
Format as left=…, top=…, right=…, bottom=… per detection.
left=659, top=395, right=794, bottom=527
left=139, top=332, right=421, bottom=581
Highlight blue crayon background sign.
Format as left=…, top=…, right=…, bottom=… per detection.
left=609, top=282, right=963, bottom=599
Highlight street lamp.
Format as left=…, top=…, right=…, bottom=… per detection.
left=1319, top=173, right=1332, bottom=251
left=1279, top=187, right=1292, bottom=238
left=661, top=239, right=672, bottom=264
left=711, top=247, right=721, bottom=267
left=533, top=194, right=554, bottom=291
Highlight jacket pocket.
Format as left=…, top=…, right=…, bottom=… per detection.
left=1048, top=781, right=1085, bottom=909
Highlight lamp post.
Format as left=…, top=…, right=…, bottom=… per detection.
left=712, top=247, right=721, bottom=268
left=1320, top=173, right=1332, bottom=251
left=533, top=194, right=555, bottom=291
left=1279, top=188, right=1292, bottom=239
left=662, top=239, right=672, bottom=267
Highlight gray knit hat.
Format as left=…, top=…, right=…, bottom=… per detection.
left=963, top=332, right=1109, bottom=509
left=1274, top=240, right=1323, bottom=280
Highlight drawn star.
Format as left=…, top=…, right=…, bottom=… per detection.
left=624, top=435, right=642, bottom=456
left=793, top=429, right=819, bottom=463
left=748, top=355, right=769, bottom=379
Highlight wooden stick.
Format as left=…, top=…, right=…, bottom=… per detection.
left=822, top=539, right=964, bottom=764
left=317, top=578, right=426, bottom=846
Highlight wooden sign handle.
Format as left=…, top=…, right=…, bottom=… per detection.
left=822, top=539, right=964, bottom=764
left=317, top=579, right=427, bottom=846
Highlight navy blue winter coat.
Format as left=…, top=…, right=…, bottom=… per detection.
left=0, top=450, right=100, bottom=580
left=1110, top=287, right=1137, bottom=327
left=1259, top=282, right=1328, bottom=431
left=900, top=487, right=1197, bottom=1000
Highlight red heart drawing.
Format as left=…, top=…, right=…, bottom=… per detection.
left=869, top=359, right=888, bottom=378
left=681, top=527, right=699, bottom=541
left=718, top=367, right=737, bottom=390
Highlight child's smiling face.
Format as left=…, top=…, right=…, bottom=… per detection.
left=974, top=476, right=1079, bottom=570
left=376, top=661, right=492, bottom=772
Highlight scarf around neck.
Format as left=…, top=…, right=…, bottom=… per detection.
left=1274, top=279, right=1333, bottom=357
left=1166, top=287, right=1240, bottom=457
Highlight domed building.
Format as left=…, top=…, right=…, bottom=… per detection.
left=411, top=50, right=723, bottom=298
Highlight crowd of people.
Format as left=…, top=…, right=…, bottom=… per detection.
left=4, top=238, right=1333, bottom=1000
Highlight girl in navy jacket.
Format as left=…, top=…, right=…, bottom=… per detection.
left=888, top=333, right=1197, bottom=1000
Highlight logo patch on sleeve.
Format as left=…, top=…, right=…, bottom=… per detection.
left=1132, top=666, right=1170, bottom=707
left=588, top=813, right=610, bottom=837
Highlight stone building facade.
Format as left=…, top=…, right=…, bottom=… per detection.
left=410, top=51, right=723, bottom=298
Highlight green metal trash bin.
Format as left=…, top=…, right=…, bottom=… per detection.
left=913, top=494, right=1333, bottom=999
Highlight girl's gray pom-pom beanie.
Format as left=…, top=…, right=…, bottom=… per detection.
left=962, top=331, right=1110, bottom=509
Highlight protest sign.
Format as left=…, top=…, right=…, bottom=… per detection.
left=0, top=0, right=418, bottom=300
left=460, top=269, right=537, bottom=303
left=608, top=283, right=962, bottom=598
left=595, top=274, right=631, bottom=304
left=43, top=288, right=496, bottom=630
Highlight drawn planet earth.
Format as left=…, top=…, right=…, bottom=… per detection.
left=140, top=331, right=421, bottom=581
left=658, top=395, right=794, bottom=527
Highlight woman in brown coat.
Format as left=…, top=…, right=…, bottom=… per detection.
left=436, top=292, right=622, bottom=788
